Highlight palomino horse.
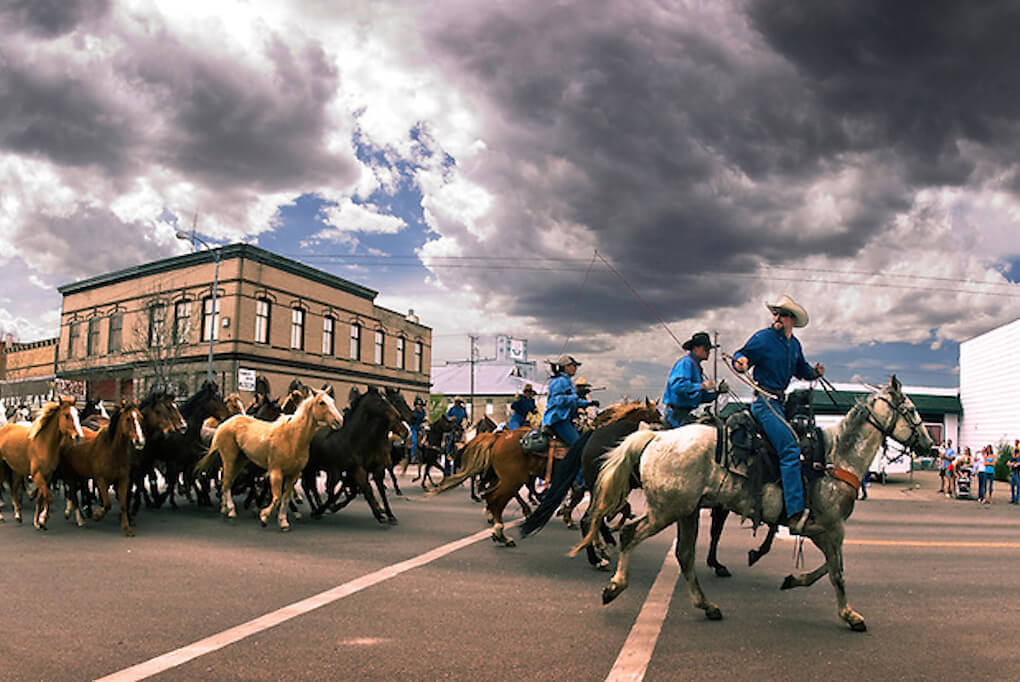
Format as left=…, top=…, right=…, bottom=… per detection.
left=61, top=402, right=146, bottom=535
left=0, top=397, right=84, bottom=528
left=196, top=389, right=343, bottom=531
left=574, top=377, right=933, bottom=630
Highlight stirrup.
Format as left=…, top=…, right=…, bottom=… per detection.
left=789, top=509, right=811, bottom=536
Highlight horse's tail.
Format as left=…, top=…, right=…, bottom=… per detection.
left=193, top=426, right=229, bottom=473
left=426, top=437, right=493, bottom=496
left=570, top=429, right=657, bottom=556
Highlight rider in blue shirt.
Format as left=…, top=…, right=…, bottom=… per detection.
left=508, top=384, right=537, bottom=430
left=663, top=331, right=725, bottom=428
left=733, top=295, right=823, bottom=535
left=443, top=397, right=469, bottom=474
left=408, top=397, right=427, bottom=463
left=541, top=355, right=597, bottom=446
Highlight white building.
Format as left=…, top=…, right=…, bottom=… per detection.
left=960, top=318, right=1020, bottom=450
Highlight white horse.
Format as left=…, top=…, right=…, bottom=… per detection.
left=574, top=376, right=933, bottom=630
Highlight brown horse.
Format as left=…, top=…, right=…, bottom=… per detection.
left=196, top=389, right=343, bottom=531
left=0, top=397, right=84, bottom=529
left=61, top=402, right=146, bottom=535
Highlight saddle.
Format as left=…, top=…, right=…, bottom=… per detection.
left=710, top=390, right=827, bottom=526
left=520, top=429, right=572, bottom=483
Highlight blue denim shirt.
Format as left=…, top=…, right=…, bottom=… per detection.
left=446, top=405, right=468, bottom=422
left=410, top=407, right=426, bottom=427
left=542, top=374, right=590, bottom=426
left=733, top=326, right=817, bottom=394
left=510, top=395, right=536, bottom=420
left=663, top=353, right=716, bottom=409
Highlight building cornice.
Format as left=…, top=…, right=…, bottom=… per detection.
left=57, top=244, right=378, bottom=302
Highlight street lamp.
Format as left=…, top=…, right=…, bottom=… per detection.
left=175, top=231, right=220, bottom=385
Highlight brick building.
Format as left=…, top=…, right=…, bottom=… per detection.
left=54, top=244, right=431, bottom=404
left=0, top=337, right=59, bottom=407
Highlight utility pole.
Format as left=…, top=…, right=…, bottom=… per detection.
left=469, top=334, right=478, bottom=422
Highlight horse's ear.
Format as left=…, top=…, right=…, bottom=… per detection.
left=324, top=385, right=335, bottom=398
left=349, top=386, right=361, bottom=401
left=644, top=396, right=651, bottom=407
left=890, top=375, right=901, bottom=393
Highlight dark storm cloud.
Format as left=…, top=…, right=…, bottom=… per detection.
left=420, top=0, right=1020, bottom=339
left=0, top=0, right=109, bottom=37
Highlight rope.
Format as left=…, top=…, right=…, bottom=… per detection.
left=594, top=251, right=685, bottom=348
left=558, top=250, right=600, bottom=356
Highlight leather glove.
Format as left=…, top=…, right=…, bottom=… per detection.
left=717, top=379, right=729, bottom=393
left=590, top=400, right=600, bottom=408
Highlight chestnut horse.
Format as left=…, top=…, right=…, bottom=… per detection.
left=0, top=397, right=84, bottom=529
left=61, top=402, right=146, bottom=535
left=196, top=389, right=343, bottom=531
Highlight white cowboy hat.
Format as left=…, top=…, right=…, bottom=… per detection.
left=766, top=295, right=809, bottom=328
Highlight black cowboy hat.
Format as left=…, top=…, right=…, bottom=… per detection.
left=682, top=331, right=717, bottom=351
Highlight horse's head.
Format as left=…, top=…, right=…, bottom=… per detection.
left=594, top=399, right=662, bottom=429
left=34, top=396, right=84, bottom=443
left=141, top=392, right=186, bottom=437
left=184, top=381, right=231, bottom=423
left=224, top=393, right=246, bottom=416
left=355, top=386, right=409, bottom=439
left=866, top=376, right=935, bottom=457
left=115, top=401, right=146, bottom=451
left=280, top=389, right=305, bottom=415
left=305, top=389, right=343, bottom=429
left=384, top=387, right=415, bottom=424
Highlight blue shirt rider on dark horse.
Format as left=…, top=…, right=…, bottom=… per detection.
left=508, top=384, right=537, bottom=430
left=732, top=294, right=824, bottom=536
left=541, top=354, right=598, bottom=447
left=662, top=331, right=728, bottom=428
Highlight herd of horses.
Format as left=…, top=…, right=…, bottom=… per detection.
left=0, top=375, right=932, bottom=630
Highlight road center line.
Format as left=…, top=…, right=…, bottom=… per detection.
left=95, top=523, right=517, bottom=682
left=605, top=540, right=678, bottom=682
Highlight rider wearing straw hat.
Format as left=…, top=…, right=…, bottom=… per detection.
left=508, top=384, right=537, bottom=430
left=732, top=295, right=824, bottom=535
left=663, top=331, right=726, bottom=428
left=541, top=354, right=597, bottom=447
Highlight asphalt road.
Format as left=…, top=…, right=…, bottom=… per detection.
left=2, top=469, right=1019, bottom=681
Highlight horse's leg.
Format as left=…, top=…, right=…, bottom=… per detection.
left=514, top=493, right=532, bottom=518
left=388, top=465, right=402, bottom=496
left=12, top=475, right=23, bottom=523
left=64, top=475, right=86, bottom=528
left=748, top=524, right=779, bottom=567
left=674, top=513, right=723, bottom=619
left=352, top=467, right=387, bottom=524
left=218, top=446, right=239, bottom=520
left=373, top=470, right=398, bottom=524
left=706, top=506, right=732, bottom=578
left=165, top=462, right=179, bottom=510
left=580, top=510, right=611, bottom=570
left=602, top=511, right=673, bottom=605
left=31, top=471, right=51, bottom=530
left=117, top=476, right=134, bottom=536
left=93, top=477, right=112, bottom=522
left=813, top=526, right=865, bottom=631
left=259, top=468, right=284, bottom=529
left=486, top=486, right=518, bottom=547
left=780, top=563, right=829, bottom=590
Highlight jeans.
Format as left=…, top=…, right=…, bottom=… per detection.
left=978, top=471, right=988, bottom=500
left=751, top=395, right=804, bottom=517
left=1010, top=472, right=1020, bottom=504
left=549, top=420, right=581, bottom=447
left=409, top=428, right=421, bottom=463
left=508, top=413, right=527, bottom=430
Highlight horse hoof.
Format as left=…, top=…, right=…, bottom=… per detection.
left=748, top=550, right=761, bottom=567
left=595, top=559, right=611, bottom=572
left=602, top=584, right=621, bottom=605
left=387, top=517, right=399, bottom=525
left=850, top=620, right=867, bottom=632
left=280, top=525, right=291, bottom=532
left=124, top=528, right=135, bottom=537
left=705, top=607, right=723, bottom=621
left=780, top=575, right=795, bottom=590
left=505, top=538, right=516, bottom=548
left=713, top=565, right=732, bottom=578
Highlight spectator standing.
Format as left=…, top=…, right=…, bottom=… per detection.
left=1010, top=440, right=1020, bottom=505
left=981, top=444, right=996, bottom=505
left=971, top=446, right=982, bottom=499
left=942, top=440, right=956, bottom=498
left=937, top=440, right=948, bottom=493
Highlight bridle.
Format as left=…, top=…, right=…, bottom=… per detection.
left=859, top=391, right=929, bottom=455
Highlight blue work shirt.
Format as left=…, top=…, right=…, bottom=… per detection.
left=446, top=405, right=468, bottom=422
left=542, top=374, right=590, bottom=427
left=733, top=326, right=818, bottom=394
left=410, top=407, right=426, bottom=428
left=509, top=395, right=536, bottom=421
left=663, top=353, right=716, bottom=409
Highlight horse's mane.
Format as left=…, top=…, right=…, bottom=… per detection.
left=593, top=401, right=657, bottom=428
left=179, top=383, right=217, bottom=419
left=140, top=390, right=173, bottom=411
left=28, top=398, right=71, bottom=440
left=103, top=404, right=124, bottom=444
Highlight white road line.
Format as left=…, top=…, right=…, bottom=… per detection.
left=605, top=541, right=679, bottom=682
left=95, top=522, right=518, bottom=682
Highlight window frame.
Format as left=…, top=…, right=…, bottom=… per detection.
left=67, top=321, right=79, bottom=359
left=201, top=296, right=219, bottom=342
left=374, top=330, right=384, bottom=365
left=254, top=298, right=271, bottom=345
left=173, top=300, right=191, bottom=345
left=395, top=336, right=405, bottom=370
left=149, top=303, right=168, bottom=346
left=86, top=318, right=100, bottom=356
left=290, top=307, right=305, bottom=350
left=107, top=313, right=122, bottom=353
left=322, top=315, right=335, bottom=356
left=413, top=341, right=423, bottom=373
left=350, top=322, right=361, bottom=361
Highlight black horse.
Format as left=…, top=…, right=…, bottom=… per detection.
left=302, top=386, right=412, bottom=524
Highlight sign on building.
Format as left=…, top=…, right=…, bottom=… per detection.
left=496, top=335, right=527, bottom=362
left=237, top=368, right=257, bottom=392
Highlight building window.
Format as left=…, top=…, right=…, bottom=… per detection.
left=374, top=330, right=384, bottom=365
left=413, top=341, right=423, bottom=372
left=486, top=399, right=494, bottom=415
left=350, top=323, right=361, bottom=361
left=201, top=297, right=219, bottom=342
left=395, top=337, right=405, bottom=369
left=87, top=318, right=100, bottom=356
left=174, top=301, right=191, bottom=344
left=322, top=316, right=335, bottom=355
left=67, top=321, right=79, bottom=359
left=291, top=308, right=305, bottom=350
left=255, top=298, right=271, bottom=344
left=108, top=313, right=122, bottom=353
left=149, top=304, right=167, bottom=346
